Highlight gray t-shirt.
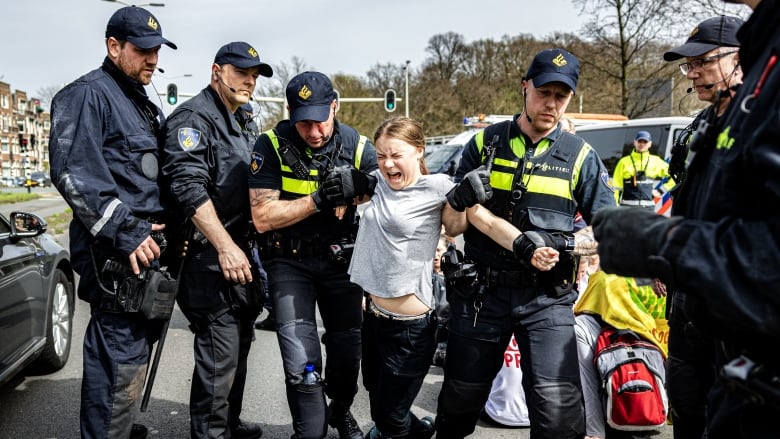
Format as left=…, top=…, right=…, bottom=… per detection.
left=348, top=171, right=455, bottom=309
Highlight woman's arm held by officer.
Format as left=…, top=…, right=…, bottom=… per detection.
left=249, top=187, right=321, bottom=232
left=442, top=201, right=468, bottom=237
left=465, top=205, right=557, bottom=271
left=192, top=200, right=252, bottom=285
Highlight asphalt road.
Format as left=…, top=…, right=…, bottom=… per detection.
left=0, top=186, right=68, bottom=219
left=0, top=192, right=674, bottom=439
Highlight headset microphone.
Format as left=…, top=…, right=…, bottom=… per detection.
left=322, top=134, right=331, bottom=143
left=216, top=71, right=238, bottom=93
left=687, top=64, right=739, bottom=94
left=157, top=67, right=165, bottom=74
left=522, top=88, right=532, bottom=123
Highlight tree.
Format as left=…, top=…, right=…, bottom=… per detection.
left=573, top=0, right=751, bottom=118
left=424, top=32, right=468, bottom=82
left=572, top=0, right=684, bottom=117
left=35, top=85, right=63, bottom=111
left=253, top=56, right=311, bottom=131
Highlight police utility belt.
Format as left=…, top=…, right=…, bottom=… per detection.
left=259, top=232, right=355, bottom=264
left=440, top=244, right=575, bottom=299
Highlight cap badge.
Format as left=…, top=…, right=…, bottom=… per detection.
left=247, top=47, right=258, bottom=58
left=147, top=16, right=159, bottom=31
left=690, top=26, right=699, bottom=37
left=298, top=85, right=312, bottom=100
left=552, top=53, right=568, bottom=67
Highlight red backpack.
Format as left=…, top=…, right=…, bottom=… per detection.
left=594, top=327, right=668, bottom=431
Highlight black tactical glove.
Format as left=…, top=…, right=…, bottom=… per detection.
left=446, top=166, right=493, bottom=211
left=592, top=207, right=682, bottom=279
left=331, top=167, right=377, bottom=199
left=311, top=179, right=337, bottom=211
left=350, top=169, right=377, bottom=198
left=315, top=166, right=378, bottom=208
left=512, top=230, right=574, bottom=264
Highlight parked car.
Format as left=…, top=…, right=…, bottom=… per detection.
left=0, top=211, right=75, bottom=387
left=30, top=172, right=52, bottom=188
left=425, top=129, right=481, bottom=175
left=575, top=116, right=693, bottom=174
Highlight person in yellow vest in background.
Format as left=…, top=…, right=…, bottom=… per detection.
left=612, top=131, right=674, bottom=208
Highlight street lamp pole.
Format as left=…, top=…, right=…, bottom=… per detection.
left=404, top=60, right=411, bottom=118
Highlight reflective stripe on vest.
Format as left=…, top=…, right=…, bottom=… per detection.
left=264, top=129, right=368, bottom=197
left=475, top=125, right=589, bottom=224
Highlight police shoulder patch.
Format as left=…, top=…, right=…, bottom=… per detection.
left=250, top=152, right=264, bottom=175
left=600, top=169, right=611, bottom=188
left=178, top=128, right=201, bottom=150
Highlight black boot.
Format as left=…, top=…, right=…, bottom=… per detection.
left=231, top=419, right=263, bottom=439
left=254, top=315, right=276, bottom=331
left=328, top=400, right=363, bottom=439
left=129, top=424, right=148, bottom=439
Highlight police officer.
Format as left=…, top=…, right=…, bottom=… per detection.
left=48, top=6, right=176, bottom=439
left=666, top=16, right=743, bottom=188
left=161, top=41, right=273, bottom=439
left=612, top=130, right=674, bottom=208
left=248, top=71, right=377, bottom=439
left=434, top=48, right=616, bottom=439
left=657, top=16, right=743, bottom=439
left=593, top=0, right=780, bottom=436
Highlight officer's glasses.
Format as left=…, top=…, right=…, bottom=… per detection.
left=678, top=51, right=739, bottom=75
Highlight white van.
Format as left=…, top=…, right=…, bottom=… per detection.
left=575, top=117, right=693, bottom=173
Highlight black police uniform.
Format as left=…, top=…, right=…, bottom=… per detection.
left=662, top=4, right=780, bottom=437
left=49, top=57, right=168, bottom=439
left=436, top=117, right=615, bottom=438
left=660, top=105, right=719, bottom=439
left=248, top=119, right=377, bottom=438
left=162, top=86, right=262, bottom=438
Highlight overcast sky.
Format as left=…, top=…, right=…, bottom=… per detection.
left=1, top=0, right=586, bottom=103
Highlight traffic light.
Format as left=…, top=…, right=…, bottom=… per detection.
left=384, top=89, right=396, bottom=112
left=167, top=83, right=178, bottom=105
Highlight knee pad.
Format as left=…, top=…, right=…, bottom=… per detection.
left=436, top=379, right=492, bottom=437
left=438, top=378, right=492, bottom=415
left=530, top=380, right=584, bottom=435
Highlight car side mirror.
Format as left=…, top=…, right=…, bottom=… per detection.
left=10, top=211, right=48, bottom=239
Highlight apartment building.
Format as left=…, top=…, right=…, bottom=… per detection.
left=0, top=81, right=50, bottom=186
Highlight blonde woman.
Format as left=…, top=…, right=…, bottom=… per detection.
left=347, top=116, right=489, bottom=438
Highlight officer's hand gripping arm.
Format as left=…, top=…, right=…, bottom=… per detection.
left=512, top=230, right=574, bottom=266
left=317, top=166, right=378, bottom=207
left=446, top=165, right=493, bottom=211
